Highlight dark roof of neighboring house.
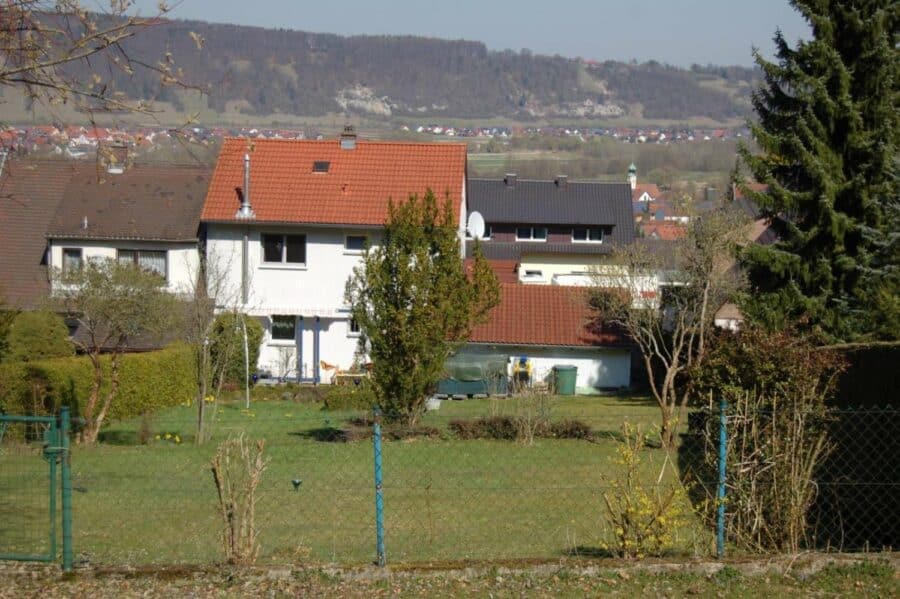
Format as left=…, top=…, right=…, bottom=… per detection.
left=0, top=159, right=74, bottom=309
left=469, top=283, right=626, bottom=347
left=465, top=240, right=616, bottom=261
left=202, top=137, right=466, bottom=226
left=47, top=164, right=210, bottom=241
left=467, top=178, right=634, bottom=244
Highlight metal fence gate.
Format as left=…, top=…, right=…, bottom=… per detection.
left=0, top=407, right=72, bottom=570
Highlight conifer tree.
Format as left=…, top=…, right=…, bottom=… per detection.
left=739, top=0, right=899, bottom=342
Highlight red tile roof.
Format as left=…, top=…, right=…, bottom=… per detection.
left=202, top=138, right=467, bottom=226
left=641, top=222, right=687, bottom=240
left=632, top=183, right=660, bottom=201
left=470, top=283, right=625, bottom=347
left=465, top=259, right=519, bottom=284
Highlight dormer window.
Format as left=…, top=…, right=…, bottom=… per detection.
left=516, top=227, right=547, bottom=241
left=572, top=228, right=604, bottom=243
left=312, top=161, right=330, bottom=173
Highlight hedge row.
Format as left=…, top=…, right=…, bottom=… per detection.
left=0, top=343, right=196, bottom=421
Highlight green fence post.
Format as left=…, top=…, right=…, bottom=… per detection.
left=48, top=423, right=58, bottom=563
left=373, top=406, right=386, bottom=567
left=60, top=406, right=73, bottom=572
left=716, top=397, right=727, bottom=559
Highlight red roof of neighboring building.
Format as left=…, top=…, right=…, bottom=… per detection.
left=470, top=283, right=625, bottom=347
left=465, top=259, right=519, bottom=284
left=201, top=137, right=467, bottom=226
left=641, top=222, right=687, bottom=240
left=632, top=183, right=661, bottom=201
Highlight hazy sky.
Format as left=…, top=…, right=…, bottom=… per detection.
left=132, top=0, right=810, bottom=67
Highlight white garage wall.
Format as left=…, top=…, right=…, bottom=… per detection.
left=463, top=344, right=631, bottom=391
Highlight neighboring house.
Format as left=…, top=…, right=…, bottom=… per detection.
left=0, top=159, right=75, bottom=309
left=465, top=174, right=634, bottom=285
left=462, top=283, right=631, bottom=391
left=46, top=164, right=210, bottom=294
left=641, top=221, right=686, bottom=240
left=201, top=130, right=467, bottom=382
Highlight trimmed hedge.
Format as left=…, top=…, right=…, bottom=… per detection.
left=0, top=343, right=196, bottom=421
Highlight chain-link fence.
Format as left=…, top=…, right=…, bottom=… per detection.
left=0, top=397, right=897, bottom=567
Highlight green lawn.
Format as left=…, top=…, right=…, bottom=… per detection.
left=1, top=394, right=713, bottom=567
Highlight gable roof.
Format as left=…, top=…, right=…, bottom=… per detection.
left=47, top=165, right=210, bottom=242
left=0, top=159, right=74, bottom=309
left=641, top=221, right=687, bottom=241
left=632, top=183, right=660, bottom=202
left=467, top=178, right=634, bottom=244
left=202, top=138, right=467, bottom=226
left=469, top=283, right=625, bottom=347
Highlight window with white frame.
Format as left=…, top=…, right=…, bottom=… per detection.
left=571, top=228, right=604, bottom=243
left=61, top=248, right=82, bottom=275
left=523, top=269, right=544, bottom=280
left=344, top=235, right=367, bottom=252
left=271, top=315, right=296, bottom=341
left=262, top=233, right=306, bottom=264
left=117, top=249, right=167, bottom=278
left=515, top=226, right=547, bottom=241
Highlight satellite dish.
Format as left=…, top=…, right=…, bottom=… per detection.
left=467, top=211, right=486, bottom=239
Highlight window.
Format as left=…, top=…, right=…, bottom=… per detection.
left=61, top=248, right=82, bottom=274
left=516, top=227, right=547, bottom=241
left=312, top=160, right=330, bottom=173
left=271, top=315, right=296, bottom=341
left=523, top=270, right=543, bottom=279
left=262, top=234, right=306, bottom=264
left=348, top=317, right=361, bottom=337
left=117, top=249, right=167, bottom=278
left=345, top=235, right=367, bottom=252
left=572, top=228, right=604, bottom=243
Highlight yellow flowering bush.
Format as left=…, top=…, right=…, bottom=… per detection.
left=599, top=422, right=689, bottom=558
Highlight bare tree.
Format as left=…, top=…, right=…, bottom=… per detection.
left=1, top=1, right=201, bottom=116
left=56, top=258, right=177, bottom=444
left=179, top=250, right=248, bottom=444
left=589, top=207, right=749, bottom=448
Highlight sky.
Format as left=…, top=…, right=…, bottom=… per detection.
left=130, top=0, right=810, bottom=67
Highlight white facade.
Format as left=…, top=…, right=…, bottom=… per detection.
left=464, top=343, right=631, bottom=392
left=47, top=239, right=199, bottom=294
left=207, top=194, right=467, bottom=381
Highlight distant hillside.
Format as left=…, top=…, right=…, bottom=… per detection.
left=63, top=17, right=759, bottom=123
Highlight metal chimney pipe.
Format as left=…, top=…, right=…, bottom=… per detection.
left=236, top=152, right=256, bottom=219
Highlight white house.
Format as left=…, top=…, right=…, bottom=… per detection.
left=45, top=163, right=209, bottom=294
left=201, top=129, right=467, bottom=382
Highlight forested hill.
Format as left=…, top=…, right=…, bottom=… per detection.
left=91, top=17, right=760, bottom=122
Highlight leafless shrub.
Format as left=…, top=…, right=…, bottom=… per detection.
left=210, top=434, right=270, bottom=564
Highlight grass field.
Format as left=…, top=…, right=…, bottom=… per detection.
left=0, top=394, right=713, bottom=567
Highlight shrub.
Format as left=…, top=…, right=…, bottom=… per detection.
left=322, top=382, right=376, bottom=411
left=0, top=343, right=196, bottom=421
left=210, top=313, right=263, bottom=386
left=549, top=419, right=593, bottom=439
left=600, top=422, right=689, bottom=559
left=5, top=310, right=73, bottom=362
left=686, top=325, right=846, bottom=552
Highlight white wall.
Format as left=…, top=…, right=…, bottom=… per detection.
left=257, top=315, right=361, bottom=381
left=463, top=344, right=631, bottom=391
left=48, top=239, right=199, bottom=293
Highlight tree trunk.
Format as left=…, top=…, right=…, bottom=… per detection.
left=81, top=352, right=103, bottom=444
left=84, top=351, right=121, bottom=444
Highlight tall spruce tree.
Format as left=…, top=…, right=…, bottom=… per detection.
left=739, top=0, right=899, bottom=342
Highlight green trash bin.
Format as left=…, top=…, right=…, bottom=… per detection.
left=553, top=365, right=578, bottom=396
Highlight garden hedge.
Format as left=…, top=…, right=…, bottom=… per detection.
left=0, top=343, right=196, bottom=421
